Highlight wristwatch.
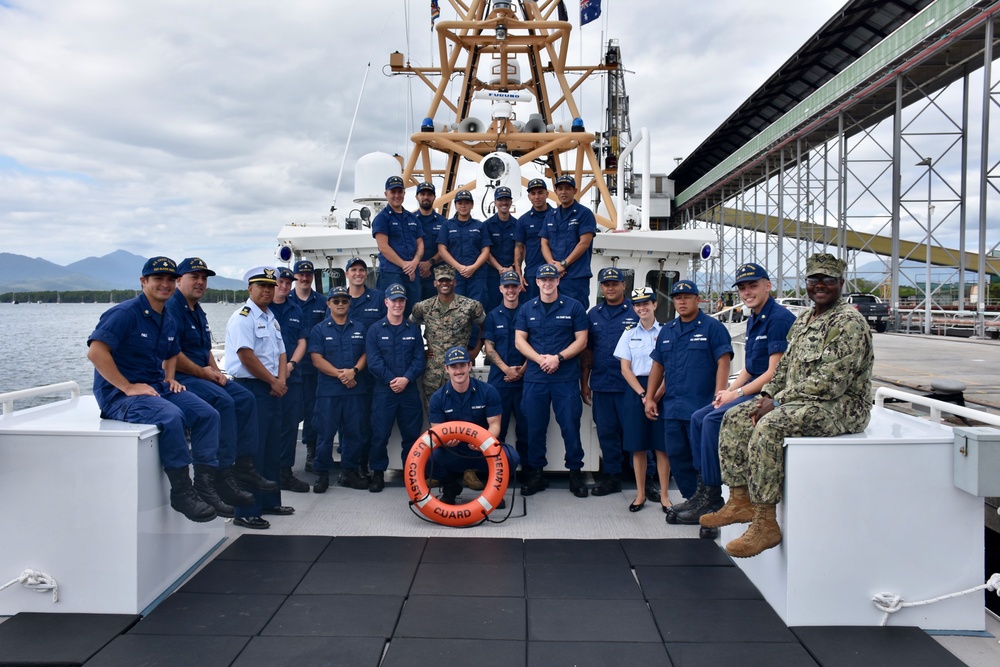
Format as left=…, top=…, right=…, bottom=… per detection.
left=736, top=387, right=744, bottom=397
left=290, top=360, right=298, bottom=368
left=639, top=391, right=647, bottom=400
left=560, top=260, right=568, bottom=268
left=352, top=366, right=360, bottom=375
left=556, top=353, right=565, bottom=363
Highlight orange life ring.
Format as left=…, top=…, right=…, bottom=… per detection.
left=405, top=421, right=511, bottom=527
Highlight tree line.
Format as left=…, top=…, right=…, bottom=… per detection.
left=1, top=289, right=245, bottom=304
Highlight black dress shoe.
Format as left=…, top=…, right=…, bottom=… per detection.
left=233, top=516, right=270, bottom=530
left=262, top=505, right=295, bottom=516
left=661, top=504, right=674, bottom=514
left=629, top=499, right=645, bottom=512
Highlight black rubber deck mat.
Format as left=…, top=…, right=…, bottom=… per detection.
left=128, top=592, right=285, bottom=636
left=524, top=538, right=629, bottom=566
left=665, top=641, right=819, bottom=667
left=527, top=598, right=662, bottom=643
left=394, top=594, right=526, bottom=640
left=179, top=559, right=312, bottom=595
left=790, top=625, right=970, bottom=667
left=410, top=562, right=525, bottom=597
left=634, top=565, right=763, bottom=600
left=215, top=535, right=331, bottom=562
left=528, top=640, right=672, bottom=666
left=620, top=538, right=734, bottom=567
left=294, top=561, right=418, bottom=596
left=84, top=635, right=249, bottom=667
left=261, top=594, right=404, bottom=638
left=317, top=536, right=427, bottom=563
left=651, top=599, right=798, bottom=643
left=382, top=637, right=525, bottom=667
left=525, top=562, right=643, bottom=599
left=420, top=536, right=524, bottom=563
left=0, top=612, right=138, bottom=667
left=230, top=636, right=386, bottom=667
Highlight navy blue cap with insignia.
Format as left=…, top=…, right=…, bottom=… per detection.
left=670, top=280, right=699, bottom=296
left=732, top=262, right=770, bottom=286
left=345, top=256, right=367, bottom=271
left=499, top=270, right=521, bottom=286
left=326, top=286, right=350, bottom=300
left=385, top=175, right=405, bottom=191
left=416, top=182, right=436, bottom=194
left=293, top=260, right=314, bottom=274
left=598, top=267, right=624, bottom=283
left=494, top=186, right=512, bottom=200
left=142, top=256, right=179, bottom=277
left=554, top=174, right=576, bottom=188
left=385, top=283, right=407, bottom=300
left=536, top=263, right=559, bottom=279
left=176, top=257, right=217, bottom=277
left=631, top=286, right=655, bottom=304
left=454, top=189, right=474, bottom=203
left=277, top=267, right=295, bottom=281
left=245, top=266, right=278, bottom=285
left=444, top=346, right=471, bottom=366
left=526, top=178, right=547, bottom=191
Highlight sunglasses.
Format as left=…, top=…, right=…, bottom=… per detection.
left=805, top=276, right=840, bottom=287
left=329, top=298, right=350, bottom=305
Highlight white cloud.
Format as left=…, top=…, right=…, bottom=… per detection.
left=1, top=0, right=845, bottom=276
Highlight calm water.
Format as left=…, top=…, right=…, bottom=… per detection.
left=0, top=301, right=241, bottom=409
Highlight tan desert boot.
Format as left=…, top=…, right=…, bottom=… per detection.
left=699, top=485, right=752, bottom=528
left=725, top=503, right=782, bottom=558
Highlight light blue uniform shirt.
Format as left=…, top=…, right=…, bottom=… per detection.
left=613, top=320, right=663, bottom=377
left=225, top=299, right=285, bottom=378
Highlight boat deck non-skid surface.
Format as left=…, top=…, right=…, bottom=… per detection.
left=0, top=536, right=968, bottom=667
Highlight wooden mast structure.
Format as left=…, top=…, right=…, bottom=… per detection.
left=389, top=0, right=618, bottom=227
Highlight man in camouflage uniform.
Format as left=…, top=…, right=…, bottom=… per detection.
left=701, top=253, right=874, bottom=558
left=410, top=263, right=487, bottom=408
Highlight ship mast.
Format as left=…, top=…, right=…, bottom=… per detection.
left=389, top=0, right=618, bottom=226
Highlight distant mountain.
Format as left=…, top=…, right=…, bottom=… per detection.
left=0, top=250, right=246, bottom=292
left=854, top=259, right=980, bottom=286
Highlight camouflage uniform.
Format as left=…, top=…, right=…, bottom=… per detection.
left=718, top=297, right=874, bottom=504
left=410, top=293, right=486, bottom=400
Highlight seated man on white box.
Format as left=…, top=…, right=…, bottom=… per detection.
left=701, top=253, right=874, bottom=558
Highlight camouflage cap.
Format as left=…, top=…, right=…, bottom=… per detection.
left=433, top=264, right=456, bottom=280
left=805, top=252, right=847, bottom=278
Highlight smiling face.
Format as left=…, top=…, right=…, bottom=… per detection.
left=346, top=265, right=368, bottom=288
left=736, top=278, right=772, bottom=313
left=495, top=198, right=512, bottom=217
left=500, top=282, right=520, bottom=306
left=140, top=274, right=177, bottom=307
left=633, top=299, right=655, bottom=323
left=434, top=275, right=454, bottom=297
left=454, top=199, right=473, bottom=219
left=177, top=271, right=209, bottom=303
left=554, top=182, right=576, bottom=207
left=386, top=187, right=405, bottom=211
left=600, top=280, right=625, bottom=306
left=806, top=274, right=843, bottom=310
left=275, top=276, right=293, bottom=301
left=537, top=276, right=559, bottom=300
left=327, top=295, right=350, bottom=318
left=445, top=361, right=472, bottom=388
left=385, top=297, right=406, bottom=320
left=295, top=271, right=313, bottom=292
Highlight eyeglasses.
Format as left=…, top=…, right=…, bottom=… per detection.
left=330, top=298, right=350, bottom=305
left=805, top=276, right=840, bottom=287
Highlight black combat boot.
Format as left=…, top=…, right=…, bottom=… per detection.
left=568, top=470, right=589, bottom=498
left=232, top=456, right=278, bottom=492
left=192, top=464, right=235, bottom=518
left=164, top=467, right=217, bottom=523
left=441, top=479, right=463, bottom=505
left=215, top=466, right=255, bottom=507
left=665, top=475, right=705, bottom=522
left=304, top=444, right=316, bottom=473
left=280, top=467, right=310, bottom=493
left=591, top=472, right=622, bottom=496
left=520, top=467, right=546, bottom=496
left=339, top=468, right=369, bottom=490
left=313, top=471, right=329, bottom=494
left=673, top=485, right=725, bottom=525
left=368, top=470, right=385, bottom=493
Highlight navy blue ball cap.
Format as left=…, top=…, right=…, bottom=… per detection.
left=385, top=175, right=405, bottom=191
left=526, top=178, right=547, bottom=191
left=345, top=256, right=367, bottom=271
left=494, top=186, right=512, bottom=200
left=385, top=283, right=407, bottom=300
left=142, top=256, right=179, bottom=277
left=177, top=257, right=216, bottom=277
left=536, top=263, right=559, bottom=279
left=245, top=266, right=278, bottom=285
left=444, top=346, right=471, bottom=365
left=277, top=267, right=294, bottom=281
left=455, top=189, right=474, bottom=202
left=293, top=260, right=314, bottom=274
left=598, top=267, right=624, bottom=283
left=555, top=174, right=576, bottom=188
left=732, top=262, right=770, bottom=286
left=499, top=270, right=521, bottom=286
left=631, top=286, right=655, bottom=304
left=670, top=280, right=699, bottom=296
left=326, top=286, right=350, bottom=300
left=416, top=181, right=436, bottom=194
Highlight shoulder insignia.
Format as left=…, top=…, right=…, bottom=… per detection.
left=624, top=324, right=636, bottom=331
left=239, top=306, right=251, bottom=316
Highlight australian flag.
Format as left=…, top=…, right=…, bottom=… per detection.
left=580, top=0, right=601, bottom=26
left=431, top=0, right=440, bottom=29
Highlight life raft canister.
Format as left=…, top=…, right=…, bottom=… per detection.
left=405, top=421, right=510, bottom=527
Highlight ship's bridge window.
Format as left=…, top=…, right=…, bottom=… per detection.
left=644, top=269, right=679, bottom=322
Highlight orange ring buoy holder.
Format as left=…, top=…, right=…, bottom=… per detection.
left=405, top=421, right=510, bottom=527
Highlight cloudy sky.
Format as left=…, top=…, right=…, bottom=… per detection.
left=1, top=0, right=847, bottom=278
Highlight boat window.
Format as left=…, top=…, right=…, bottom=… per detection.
left=644, top=270, right=679, bottom=321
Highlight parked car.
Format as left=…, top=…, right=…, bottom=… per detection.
left=844, top=293, right=890, bottom=332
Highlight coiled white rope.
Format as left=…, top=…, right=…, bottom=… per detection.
left=872, top=573, right=1000, bottom=626
left=0, top=569, right=59, bottom=603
